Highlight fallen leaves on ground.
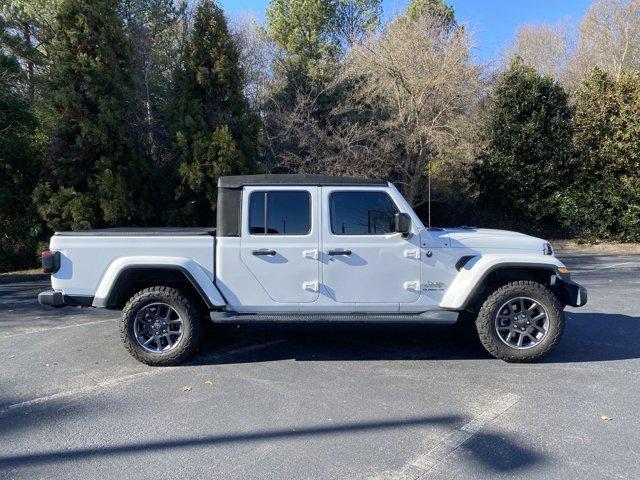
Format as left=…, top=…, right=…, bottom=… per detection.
left=204, top=379, right=213, bottom=385
left=181, top=386, right=192, bottom=392
left=600, top=415, right=613, bottom=421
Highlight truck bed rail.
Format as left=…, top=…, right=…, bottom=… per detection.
left=54, top=227, right=215, bottom=237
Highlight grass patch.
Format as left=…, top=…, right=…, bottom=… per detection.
left=0, top=268, right=43, bottom=276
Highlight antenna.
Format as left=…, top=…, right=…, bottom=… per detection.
left=428, top=158, right=432, bottom=230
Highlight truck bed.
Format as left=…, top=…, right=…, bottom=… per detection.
left=54, top=227, right=215, bottom=237
left=49, top=230, right=216, bottom=299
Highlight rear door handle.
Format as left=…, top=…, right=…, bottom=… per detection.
left=328, top=249, right=352, bottom=256
left=252, top=249, right=276, bottom=256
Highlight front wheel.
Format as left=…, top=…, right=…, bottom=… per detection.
left=475, top=281, right=564, bottom=362
left=120, top=286, right=205, bottom=366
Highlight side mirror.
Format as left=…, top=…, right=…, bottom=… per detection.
left=394, top=212, right=412, bottom=237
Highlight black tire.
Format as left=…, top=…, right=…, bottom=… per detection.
left=120, top=286, right=205, bottom=366
left=475, top=281, right=564, bottom=363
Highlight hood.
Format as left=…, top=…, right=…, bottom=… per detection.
left=443, top=227, right=548, bottom=252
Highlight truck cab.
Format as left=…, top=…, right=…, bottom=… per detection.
left=39, top=174, right=587, bottom=365
left=216, top=175, right=449, bottom=315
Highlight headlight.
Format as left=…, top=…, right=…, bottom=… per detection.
left=543, top=243, right=554, bottom=255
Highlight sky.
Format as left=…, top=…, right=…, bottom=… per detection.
left=219, top=0, right=593, bottom=64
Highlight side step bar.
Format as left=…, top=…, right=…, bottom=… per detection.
left=210, top=311, right=458, bottom=324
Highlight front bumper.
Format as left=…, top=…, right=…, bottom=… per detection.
left=554, top=279, right=588, bottom=307
left=38, top=290, right=94, bottom=308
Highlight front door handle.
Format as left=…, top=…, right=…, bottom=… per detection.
left=328, top=249, right=352, bottom=256
left=252, top=249, right=276, bottom=256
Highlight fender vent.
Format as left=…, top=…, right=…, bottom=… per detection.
left=455, top=255, right=476, bottom=271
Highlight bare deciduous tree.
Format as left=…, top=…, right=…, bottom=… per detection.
left=230, top=12, right=275, bottom=110
left=504, top=0, right=640, bottom=89
left=570, top=0, right=640, bottom=83
left=340, top=12, right=483, bottom=205
left=334, top=0, right=382, bottom=48
left=267, top=88, right=391, bottom=175
left=506, top=21, right=573, bottom=81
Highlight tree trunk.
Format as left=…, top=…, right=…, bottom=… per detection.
left=22, top=22, right=35, bottom=101
left=143, top=61, right=158, bottom=164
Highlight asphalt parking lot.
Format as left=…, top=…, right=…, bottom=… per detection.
left=1, top=253, right=639, bottom=479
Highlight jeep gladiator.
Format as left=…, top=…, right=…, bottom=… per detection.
left=38, top=174, right=587, bottom=365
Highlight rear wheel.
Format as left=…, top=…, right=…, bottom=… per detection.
left=475, top=281, right=564, bottom=362
left=121, top=286, right=205, bottom=366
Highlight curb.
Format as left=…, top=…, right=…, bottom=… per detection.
left=0, top=274, right=50, bottom=285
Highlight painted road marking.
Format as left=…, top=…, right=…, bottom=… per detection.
left=388, top=393, right=520, bottom=480
left=0, top=370, right=168, bottom=417
left=2, top=318, right=117, bottom=339
left=0, top=339, right=287, bottom=417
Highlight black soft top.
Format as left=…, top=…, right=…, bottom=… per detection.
left=54, top=227, right=215, bottom=237
left=216, top=174, right=388, bottom=237
left=217, top=174, right=386, bottom=189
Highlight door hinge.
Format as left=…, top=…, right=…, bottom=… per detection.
left=403, top=281, right=421, bottom=291
left=302, top=281, right=319, bottom=292
left=404, top=249, right=420, bottom=259
left=303, top=249, right=319, bottom=260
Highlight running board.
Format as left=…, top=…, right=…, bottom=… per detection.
left=210, top=311, right=458, bottom=324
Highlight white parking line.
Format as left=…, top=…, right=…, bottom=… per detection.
left=597, top=261, right=638, bottom=270
left=2, top=318, right=117, bottom=339
left=0, top=370, right=168, bottom=417
left=388, top=393, right=520, bottom=480
left=0, top=340, right=286, bottom=417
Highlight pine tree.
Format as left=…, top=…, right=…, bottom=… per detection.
left=262, top=0, right=382, bottom=172
left=168, top=0, right=257, bottom=225
left=0, top=50, right=41, bottom=270
left=475, top=58, right=573, bottom=231
left=34, top=0, right=151, bottom=231
left=266, top=0, right=338, bottom=87
left=0, top=0, right=59, bottom=101
left=406, top=0, right=455, bottom=26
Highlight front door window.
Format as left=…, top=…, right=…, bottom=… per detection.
left=329, top=191, right=398, bottom=235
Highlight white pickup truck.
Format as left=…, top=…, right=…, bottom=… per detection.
left=39, top=174, right=587, bottom=365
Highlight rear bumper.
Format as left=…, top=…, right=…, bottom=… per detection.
left=38, top=290, right=94, bottom=308
left=555, top=279, right=588, bottom=307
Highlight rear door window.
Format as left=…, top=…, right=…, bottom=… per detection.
left=249, top=191, right=311, bottom=235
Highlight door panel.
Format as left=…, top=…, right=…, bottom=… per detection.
left=320, top=187, right=422, bottom=304
left=240, top=187, right=319, bottom=303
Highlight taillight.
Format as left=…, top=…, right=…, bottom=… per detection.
left=41, top=250, right=60, bottom=274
